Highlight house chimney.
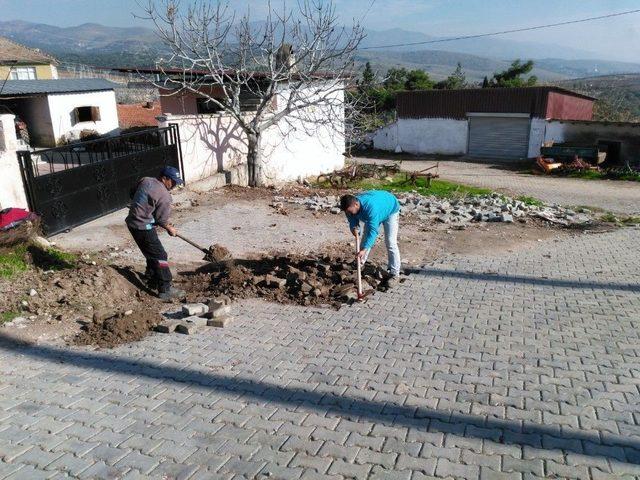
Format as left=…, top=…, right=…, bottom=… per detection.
left=276, top=44, right=296, bottom=72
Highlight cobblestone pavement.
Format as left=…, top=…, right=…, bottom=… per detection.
left=2, top=227, right=640, bottom=479
left=355, top=157, right=640, bottom=215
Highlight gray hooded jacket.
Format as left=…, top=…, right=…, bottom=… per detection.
left=125, top=177, right=172, bottom=230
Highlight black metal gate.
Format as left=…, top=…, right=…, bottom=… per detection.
left=18, top=125, right=184, bottom=236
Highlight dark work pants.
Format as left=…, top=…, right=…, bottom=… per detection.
left=128, top=227, right=172, bottom=292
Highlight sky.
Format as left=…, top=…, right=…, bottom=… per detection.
left=1, top=0, right=639, bottom=61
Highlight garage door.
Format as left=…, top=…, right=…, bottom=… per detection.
left=468, top=116, right=530, bottom=159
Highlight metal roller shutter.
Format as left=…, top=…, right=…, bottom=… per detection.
left=468, top=116, right=530, bottom=159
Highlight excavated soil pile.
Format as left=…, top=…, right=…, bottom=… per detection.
left=74, top=309, right=163, bottom=348
left=183, top=254, right=389, bottom=308
left=203, top=243, right=234, bottom=264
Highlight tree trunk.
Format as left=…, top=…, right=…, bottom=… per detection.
left=246, top=131, right=262, bottom=187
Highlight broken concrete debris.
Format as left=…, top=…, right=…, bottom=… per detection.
left=277, top=192, right=593, bottom=226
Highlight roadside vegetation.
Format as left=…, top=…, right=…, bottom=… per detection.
left=0, top=244, right=77, bottom=279
left=318, top=173, right=492, bottom=199
left=600, top=213, right=640, bottom=226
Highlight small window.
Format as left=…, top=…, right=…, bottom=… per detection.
left=9, top=67, right=36, bottom=80
left=72, top=106, right=101, bottom=124
left=196, top=97, right=224, bottom=114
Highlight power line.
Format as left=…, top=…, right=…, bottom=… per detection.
left=360, top=9, right=640, bottom=50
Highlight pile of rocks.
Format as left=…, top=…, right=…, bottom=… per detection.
left=275, top=193, right=593, bottom=226
left=156, top=298, right=234, bottom=335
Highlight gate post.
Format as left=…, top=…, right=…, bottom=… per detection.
left=0, top=114, right=29, bottom=209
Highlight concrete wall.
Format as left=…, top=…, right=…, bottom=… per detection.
left=159, top=84, right=345, bottom=186
left=528, top=117, right=547, bottom=158
left=373, top=118, right=469, bottom=155
left=159, top=113, right=248, bottom=184
left=542, top=120, right=640, bottom=166
left=259, top=86, right=344, bottom=184
left=0, top=114, right=29, bottom=209
left=11, top=96, right=56, bottom=146
left=47, top=90, right=119, bottom=146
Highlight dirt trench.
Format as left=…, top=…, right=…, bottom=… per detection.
left=181, top=253, right=391, bottom=309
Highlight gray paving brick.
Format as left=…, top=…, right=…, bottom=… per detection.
left=328, top=459, right=371, bottom=478
left=114, top=451, right=160, bottom=474
left=290, top=453, right=333, bottom=473
left=435, top=458, right=479, bottom=480
left=2, top=227, right=640, bottom=479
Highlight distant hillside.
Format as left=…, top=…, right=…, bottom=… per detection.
left=354, top=50, right=566, bottom=83
left=1, top=20, right=640, bottom=81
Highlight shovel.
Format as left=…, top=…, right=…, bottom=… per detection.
left=175, top=233, right=210, bottom=258
left=355, top=230, right=363, bottom=299
left=170, top=231, right=225, bottom=265
left=354, top=231, right=374, bottom=302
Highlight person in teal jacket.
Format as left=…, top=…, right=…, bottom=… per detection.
left=340, top=190, right=401, bottom=282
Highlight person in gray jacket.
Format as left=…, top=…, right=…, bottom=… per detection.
left=126, top=166, right=185, bottom=300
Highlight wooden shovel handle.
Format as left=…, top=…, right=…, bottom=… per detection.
left=355, top=230, right=363, bottom=297
left=175, top=233, right=207, bottom=254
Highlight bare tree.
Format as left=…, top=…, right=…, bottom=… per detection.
left=141, top=0, right=366, bottom=186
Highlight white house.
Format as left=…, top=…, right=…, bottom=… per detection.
left=118, top=65, right=345, bottom=186
left=0, top=79, right=120, bottom=147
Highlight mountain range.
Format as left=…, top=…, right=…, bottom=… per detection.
left=1, top=20, right=639, bottom=82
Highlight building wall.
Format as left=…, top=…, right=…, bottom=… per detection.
left=47, top=90, right=119, bottom=145
left=546, top=91, right=594, bottom=121
left=159, top=86, right=226, bottom=115
left=373, top=118, right=469, bottom=155
left=528, top=117, right=547, bottom=158
left=542, top=120, right=640, bottom=166
left=9, top=96, right=56, bottom=146
left=260, top=87, right=345, bottom=183
left=158, top=85, right=345, bottom=185
left=159, top=113, right=248, bottom=184
left=0, top=64, right=58, bottom=80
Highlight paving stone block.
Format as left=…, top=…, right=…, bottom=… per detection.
left=155, top=320, right=182, bottom=334
left=182, top=303, right=209, bottom=316
left=207, top=316, right=234, bottom=328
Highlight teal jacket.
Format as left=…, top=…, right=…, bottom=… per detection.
left=346, top=190, right=400, bottom=250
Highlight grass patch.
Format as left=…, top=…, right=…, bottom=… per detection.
left=551, top=169, right=640, bottom=182
left=0, top=244, right=76, bottom=279
left=516, top=195, right=544, bottom=207
left=0, top=245, right=29, bottom=278
left=323, top=173, right=492, bottom=199
left=600, top=212, right=640, bottom=225
left=567, top=170, right=605, bottom=180
left=0, top=310, right=21, bottom=325
left=32, top=247, right=77, bottom=270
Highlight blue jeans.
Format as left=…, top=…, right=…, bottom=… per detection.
left=361, top=212, right=401, bottom=276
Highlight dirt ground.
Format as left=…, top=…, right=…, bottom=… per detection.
left=1, top=185, right=594, bottom=348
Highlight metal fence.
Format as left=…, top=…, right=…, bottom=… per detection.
left=18, top=125, right=183, bottom=236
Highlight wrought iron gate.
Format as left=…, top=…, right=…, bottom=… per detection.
left=18, top=125, right=184, bottom=236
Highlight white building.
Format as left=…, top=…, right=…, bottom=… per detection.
left=137, top=69, right=345, bottom=186
left=373, top=87, right=597, bottom=162
left=0, top=79, right=120, bottom=147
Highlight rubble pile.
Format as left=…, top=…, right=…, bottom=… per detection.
left=183, top=254, right=389, bottom=308
left=275, top=192, right=593, bottom=227
left=74, top=308, right=163, bottom=348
